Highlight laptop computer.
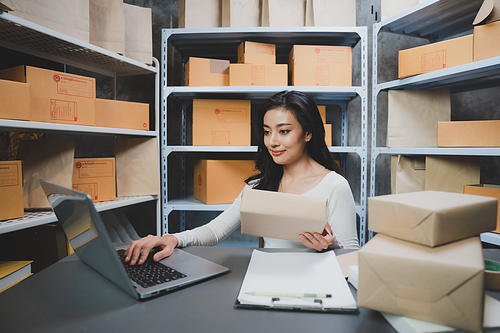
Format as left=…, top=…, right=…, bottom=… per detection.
left=40, top=179, right=229, bottom=300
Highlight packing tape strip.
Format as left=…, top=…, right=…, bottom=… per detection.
left=485, top=259, right=500, bottom=290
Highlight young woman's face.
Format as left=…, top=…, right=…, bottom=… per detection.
left=263, top=107, right=312, bottom=166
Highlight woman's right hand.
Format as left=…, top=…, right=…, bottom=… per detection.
left=124, top=234, right=179, bottom=265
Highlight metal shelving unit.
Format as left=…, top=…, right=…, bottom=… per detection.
left=371, top=0, right=500, bottom=245
left=0, top=12, right=160, bottom=235
left=161, top=27, right=369, bottom=245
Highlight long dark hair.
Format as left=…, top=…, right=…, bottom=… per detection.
left=245, top=90, right=345, bottom=191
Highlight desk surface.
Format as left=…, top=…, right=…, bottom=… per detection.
left=1, top=246, right=499, bottom=333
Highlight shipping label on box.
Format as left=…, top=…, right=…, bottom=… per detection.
left=0, top=161, right=24, bottom=221
left=193, top=99, right=251, bottom=146
left=229, top=64, right=287, bottom=86
left=368, top=190, right=497, bottom=247
left=0, top=79, right=30, bottom=121
left=398, top=35, right=473, bottom=79
left=73, top=158, right=116, bottom=202
left=437, top=120, right=500, bottom=147
left=0, top=65, right=96, bottom=126
left=474, top=20, right=500, bottom=61
left=289, top=45, right=352, bottom=86
left=194, top=159, right=255, bottom=205
left=185, top=57, right=229, bottom=86
left=465, top=184, right=500, bottom=234
left=358, top=234, right=485, bottom=333
left=96, top=99, right=149, bottom=130
left=238, top=41, right=276, bottom=64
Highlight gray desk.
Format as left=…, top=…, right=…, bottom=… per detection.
left=1, top=247, right=499, bottom=333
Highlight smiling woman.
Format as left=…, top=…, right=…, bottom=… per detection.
left=125, top=91, right=359, bottom=266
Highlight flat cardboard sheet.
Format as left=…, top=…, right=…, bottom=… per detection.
left=179, top=0, right=220, bottom=28
left=261, top=0, right=305, bottom=27
left=305, top=0, right=356, bottom=27
left=425, top=155, right=480, bottom=193
left=368, top=191, right=497, bottom=247
left=358, top=235, right=485, bottom=333
left=89, top=0, right=124, bottom=54
left=123, top=3, right=152, bottom=65
left=222, top=0, right=260, bottom=27
left=391, top=155, right=425, bottom=194
left=240, top=188, right=327, bottom=242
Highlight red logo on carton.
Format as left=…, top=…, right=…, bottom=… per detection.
left=76, top=162, right=82, bottom=169
left=315, top=48, right=321, bottom=54
left=143, top=123, right=147, bottom=128
left=215, top=109, right=220, bottom=115
left=53, top=74, right=61, bottom=83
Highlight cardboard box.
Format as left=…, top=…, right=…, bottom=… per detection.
left=4, top=0, right=89, bottom=43
left=464, top=184, right=500, bottom=233
left=0, top=66, right=96, bottom=126
left=95, top=99, right=149, bottom=131
left=387, top=89, right=450, bottom=147
left=261, top=0, right=305, bottom=27
left=221, top=0, right=260, bottom=27
left=229, top=64, right=288, bottom=86
left=238, top=41, right=276, bottom=64
left=358, top=234, right=485, bottom=333
left=398, top=35, right=473, bottom=79
left=390, top=155, right=425, bottom=194
left=72, top=158, right=116, bottom=202
left=324, top=124, right=332, bottom=146
left=0, top=161, right=24, bottom=221
left=179, top=0, right=220, bottom=28
left=194, top=160, right=255, bottom=204
left=192, top=99, right=251, bottom=146
left=474, top=20, right=500, bottom=61
left=240, top=188, right=327, bottom=241
left=305, top=0, right=356, bottom=27
left=368, top=190, right=497, bottom=247
left=437, top=120, right=500, bottom=147
left=0, top=79, right=31, bottom=121
left=185, top=57, right=229, bottom=86
left=425, top=155, right=480, bottom=193
left=289, top=45, right=352, bottom=86
left=473, top=0, right=500, bottom=25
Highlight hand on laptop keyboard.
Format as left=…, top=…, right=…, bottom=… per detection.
left=124, top=234, right=179, bottom=266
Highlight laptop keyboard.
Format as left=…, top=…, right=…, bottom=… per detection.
left=117, top=249, right=187, bottom=289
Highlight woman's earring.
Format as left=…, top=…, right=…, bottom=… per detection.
left=306, top=138, right=311, bottom=142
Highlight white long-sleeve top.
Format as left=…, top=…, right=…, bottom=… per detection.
left=174, top=171, right=360, bottom=250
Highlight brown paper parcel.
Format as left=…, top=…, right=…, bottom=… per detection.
left=240, top=188, right=327, bottom=242
left=16, top=139, right=75, bottom=210
left=358, top=234, right=484, bottom=333
left=368, top=190, right=497, bottom=247
left=115, top=137, right=160, bottom=197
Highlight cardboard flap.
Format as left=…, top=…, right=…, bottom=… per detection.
left=474, top=0, right=495, bottom=25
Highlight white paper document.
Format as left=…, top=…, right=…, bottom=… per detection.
left=236, top=250, right=358, bottom=312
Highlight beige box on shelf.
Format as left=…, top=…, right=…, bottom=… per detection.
left=229, top=64, right=287, bottom=86
left=238, top=41, right=276, bottom=64
left=185, top=57, right=230, bottom=86
left=72, top=158, right=116, bottom=203
left=240, top=188, right=327, bottom=242
left=387, top=89, right=450, bottom=147
left=96, top=99, right=149, bottom=131
left=358, top=234, right=485, bottom=333
left=425, top=155, right=480, bottom=193
left=0, top=161, right=24, bottom=221
left=0, top=65, right=96, bottom=126
left=192, top=99, right=251, bottom=146
left=368, top=190, right=497, bottom=247
left=474, top=20, right=500, bottom=62
left=179, top=0, right=220, bottom=28
left=261, top=0, right=306, bottom=27
left=221, top=0, right=260, bottom=27
left=0, top=79, right=30, bottom=121
left=464, top=184, right=500, bottom=234
left=4, top=0, right=90, bottom=43
left=390, top=155, right=425, bottom=194
left=398, top=35, right=473, bottom=79
left=194, top=159, right=255, bottom=205
left=437, top=120, right=500, bottom=147
left=289, top=45, right=352, bottom=86
left=305, top=0, right=356, bottom=27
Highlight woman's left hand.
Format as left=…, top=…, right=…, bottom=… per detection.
left=299, top=223, right=334, bottom=251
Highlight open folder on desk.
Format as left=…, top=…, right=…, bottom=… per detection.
left=235, top=250, right=358, bottom=313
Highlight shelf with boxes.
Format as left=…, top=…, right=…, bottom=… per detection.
left=0, top=12, right=160, bottom=236
left=162, top=27, right=369, bottom=244
left=371, top=0, right=500, bottom=245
